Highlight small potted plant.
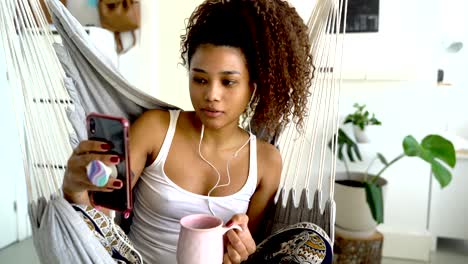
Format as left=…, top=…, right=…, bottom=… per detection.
left=330, top=129, right=457, bottom=237
left=343, top=103, right=382, bottom=143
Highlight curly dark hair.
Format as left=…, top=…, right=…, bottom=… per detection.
left=180, top=0, right=313, bottom=141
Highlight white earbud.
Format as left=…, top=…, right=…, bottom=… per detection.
left=249, top=84, right=257, bottom=105
left=243, top=83, right=257, bottom=133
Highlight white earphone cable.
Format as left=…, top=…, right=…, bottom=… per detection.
left=198, top=125, right=251, bottom=216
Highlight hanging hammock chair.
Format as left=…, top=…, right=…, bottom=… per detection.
left=1, top=0, right=347, bottom=262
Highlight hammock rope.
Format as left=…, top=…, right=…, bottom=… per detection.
left=270, top=0, right=346, bottom=242
left=0, top=0, right=73, bottom=203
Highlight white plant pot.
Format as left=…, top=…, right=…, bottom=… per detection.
left=334, top=172, right=387, bottom=238
left=353, top=126, right=370, bottom=143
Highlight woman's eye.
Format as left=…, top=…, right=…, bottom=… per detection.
left=222, top=80, right=237, bottom=87
left=193, top=77, right=207, bottom=84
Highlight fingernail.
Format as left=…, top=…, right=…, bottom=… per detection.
left=110, top=156, right=120, bottom=163
left=226, top=220, right=233, bottom=227
left=101, top=143, right=111, bottom=150
left=112, top=180, right=123, bottom=188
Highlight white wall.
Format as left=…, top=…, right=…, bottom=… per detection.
left=437, top=0, right=468, bottom=136
left=334, top=0, right=449, bottom=260
left=338, top=81, right=440, bottom=227
left=287, top=0, right=441, bottom=244
left=328, top=0, right=468, bottom=260
left=153, top=0, right=201, bottom=110
left=118, top=0, right=202, bottom=110
left=69, top=0, right=200, bottom=110
left=0, top=41, right=31, bottom=248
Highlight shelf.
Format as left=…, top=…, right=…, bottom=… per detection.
left=456, top=150, right=468, bottom=160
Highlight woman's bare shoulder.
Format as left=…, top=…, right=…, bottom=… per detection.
left=130, top=109, right=171, bottom=146
left=135, top=109, right=170, bottom=125
left=256, top=139, right=282, bottom=182
left=256, top=139, right=281, bottom=163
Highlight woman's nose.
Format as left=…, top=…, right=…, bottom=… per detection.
left=204, top=82, right=221, bottom=101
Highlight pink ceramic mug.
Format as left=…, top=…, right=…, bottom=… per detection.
left=176, top=214, right=242, bottom=264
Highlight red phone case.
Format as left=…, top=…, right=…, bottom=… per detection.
left=86, top=112, right=132, bottom=217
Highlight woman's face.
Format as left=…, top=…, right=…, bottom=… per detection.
left=189, top=44, right=253, bottom=130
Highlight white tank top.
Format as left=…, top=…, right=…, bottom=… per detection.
left=128, top=110, right=258, bottom=264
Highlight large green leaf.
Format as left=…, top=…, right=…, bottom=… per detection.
left=364, top=182, right=384, bottom=224
left=402, top=134, right=456, bottom=176
left=421, top=135, right=456, bottom=168
left=431, top=161, right=452, bottom=188
left=403, top=135, right=421, bottom=156
left=363, top=134, right=455, bottom=224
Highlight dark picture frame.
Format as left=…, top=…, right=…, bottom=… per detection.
left=331, top=0, right=379, bottom=33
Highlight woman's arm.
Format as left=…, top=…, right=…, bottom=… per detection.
left=222, top=142, right=282, bottom=263
left=62, top=110, right=169, bottom=204
left=246, top=142, right=282, bottom=237
left=128, top=110, right=170, bottom=189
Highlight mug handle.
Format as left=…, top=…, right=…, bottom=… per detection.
left=221, top=224, right=242, bottom=235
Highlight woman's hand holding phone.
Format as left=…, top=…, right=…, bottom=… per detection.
left=63, top=113, right=132, bottom=216
left=62, top=140, right=123, bottom=205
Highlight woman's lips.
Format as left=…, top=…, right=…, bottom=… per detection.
left=202, top=108, right=223, bottom=118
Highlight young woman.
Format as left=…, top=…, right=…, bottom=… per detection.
left=62, top=0, right=312, bottom=263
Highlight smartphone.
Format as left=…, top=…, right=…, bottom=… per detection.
left=86, top=112, right=132, bottom=216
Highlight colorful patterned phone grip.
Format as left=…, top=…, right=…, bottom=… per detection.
left=86, top=160, right=117, bottom=187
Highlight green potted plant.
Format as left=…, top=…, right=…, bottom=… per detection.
left=344, top=103, right=382, bottom=143
left=334, top=129, right=455, bottom=221
left=330, top=105, right=456, bottom=237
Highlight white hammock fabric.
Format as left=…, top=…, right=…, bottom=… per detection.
left=0, top=0, right=112, bottom=262
left=1, top=0, right=346, bottom=262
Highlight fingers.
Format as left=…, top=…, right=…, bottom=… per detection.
left=68, top=171, right=119, bottom=192
left=68, top=140, right=120, bottom=178
left=103, top=176, right=123, bottom=190
left=223, top=214, right=257, bottom=264
left=226, top=231, right=248, bottom=263
left=72, top=153, right=120, bottom=169
left=74, top=140, right=112, bottom=155
left=64, top=140, right=123, bottom=194
left=76, top=176, right=122, bottom=192
left=67, top=153, right=120, bottom=179
left=226, top=214, right=249, bottom=229
left=223, top=253, right=232, bottom=264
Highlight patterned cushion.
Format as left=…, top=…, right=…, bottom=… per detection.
left=72, top=204, right=142, bottom=264
left=245, top=222, right=333, bottom=264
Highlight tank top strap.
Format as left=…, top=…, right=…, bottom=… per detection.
left=153, top=110, right=180, bottom=165
left=247, top=133, right=258, bottom=190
